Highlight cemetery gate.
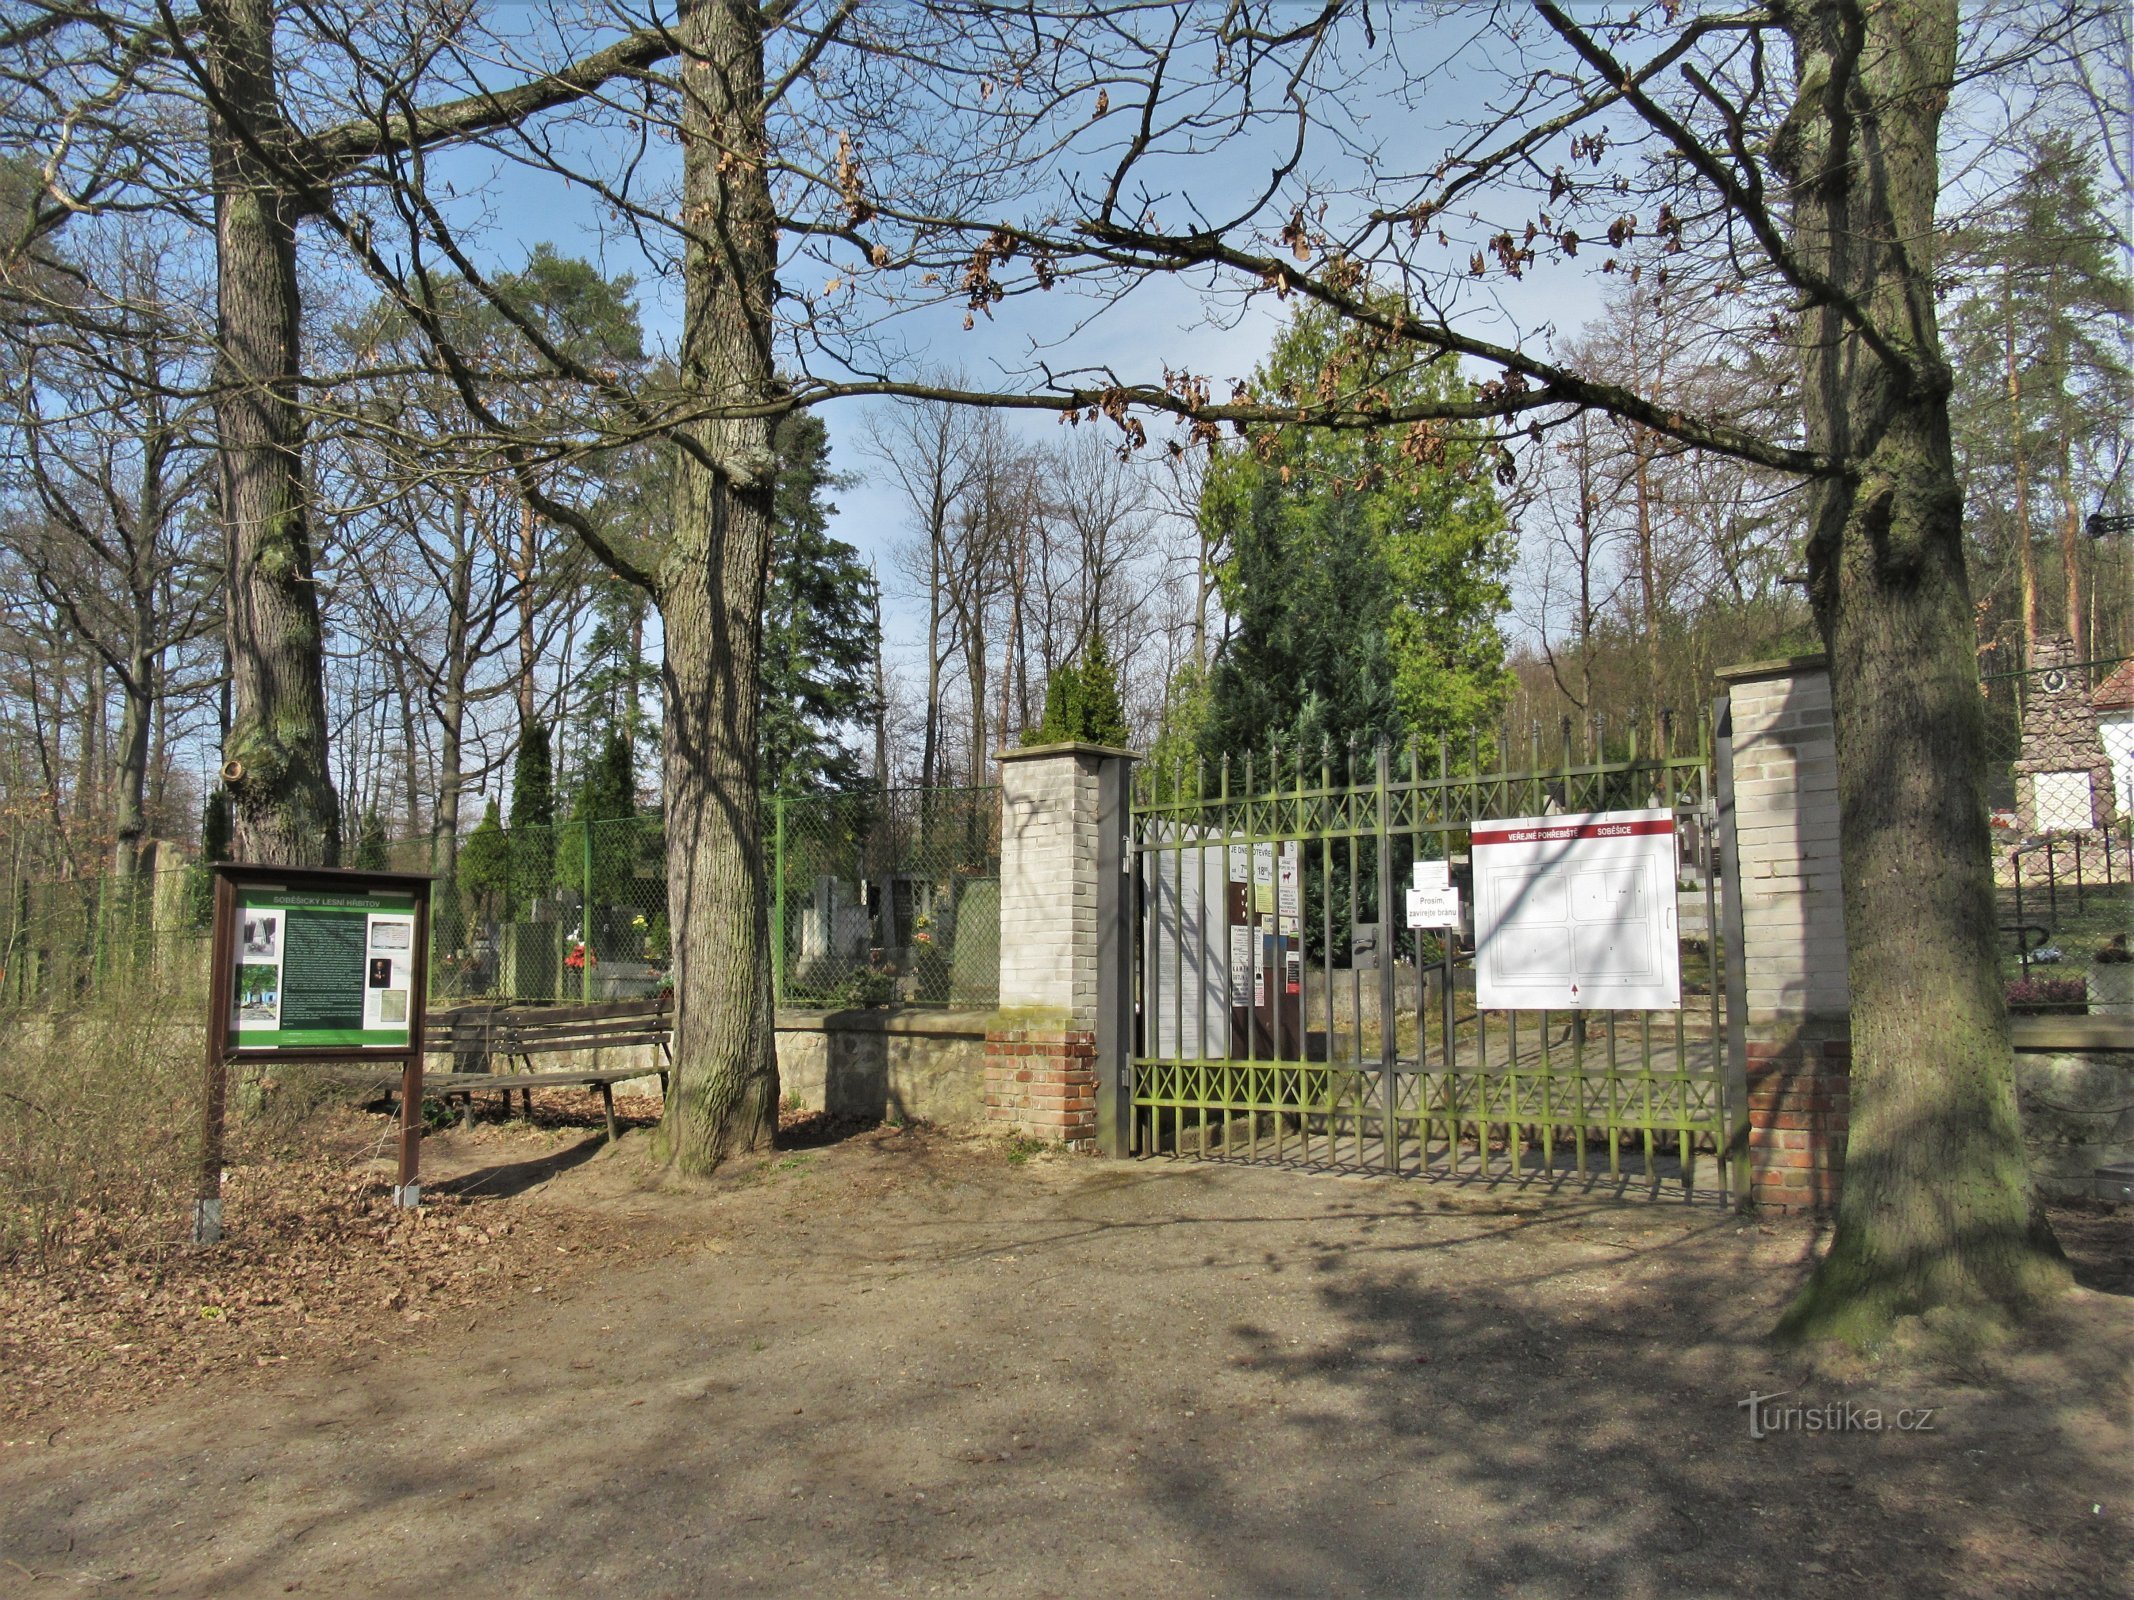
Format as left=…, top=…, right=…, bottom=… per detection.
left=1129, top=725, right=1743, bottom=1200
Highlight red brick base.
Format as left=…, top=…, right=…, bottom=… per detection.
left=1745, top=1027, right=1849, bottom=1213
left=984, top=1028, right=1097, bottom=1151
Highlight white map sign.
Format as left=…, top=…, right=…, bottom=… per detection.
left=1471, top=809, right=1680, bottom=1011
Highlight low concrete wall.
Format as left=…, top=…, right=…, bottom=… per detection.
left=776, top=1010, right=989, bottom=1125
left=425, top=1007, right=990, bottom=1126
left=2016, top=1047, right=2134, bottom=1199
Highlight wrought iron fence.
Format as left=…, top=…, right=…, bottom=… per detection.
left=1131, top=721, right=1730, bottom=1195
left=1979, top=653, right=2133, bottom=1012
left=0, top=785, right=1005, bottom=1015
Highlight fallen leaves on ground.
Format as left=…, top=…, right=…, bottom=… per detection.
left=2, top=1110, right=634, bottom=1432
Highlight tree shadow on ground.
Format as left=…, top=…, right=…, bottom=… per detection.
left=2050, top=1200, right=2133, bottom=1295
left=776, top=1109, right=890, bottom=1150
left=422, top=1133, right=611, bottom=1201
left=4, top=1158, right=2121, bottom=1599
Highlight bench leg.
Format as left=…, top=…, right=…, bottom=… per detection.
left=460, top=1091, right=477, bottom=1129
left=599, top=1081, right=619, bottom=1143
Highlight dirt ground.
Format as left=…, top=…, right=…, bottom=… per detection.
left=3, top=1108, right=2128, bottom=1599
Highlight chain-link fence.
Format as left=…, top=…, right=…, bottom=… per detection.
left=0, top=785, right=1004, bottom=1017
left=1981, top=651, right=2133, bottom=1012
left=0, top=860, right=212, bottom=1011
left=383, top=812, right=674, bottom=1007
left=772, top=785, right=1001, bottom=1010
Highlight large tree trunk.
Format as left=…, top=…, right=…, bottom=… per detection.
left=2057, top=437, right=2083, bottom=657
left=1776, top=0, right=2066, bottom=1345
left=657, top=0, right=781, bottom=1175
left=922, top=519, right=943, bottom=789
left=2005, top=291, right=2038, bottom=653
left=434, top=523, right=474, bottom=869
left=516, top=497, right=539, bottom=724
left=202, top=0, right=339, bottom=866
left=110, top=655, right=152, bottom=884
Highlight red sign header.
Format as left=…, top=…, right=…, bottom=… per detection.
left=1470, top=817, right=1676, bottom=847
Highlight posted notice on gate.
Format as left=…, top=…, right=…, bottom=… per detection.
left=232, top=887, right=419, bottom=1049
left=1470, top=809, right=1679, bottom=1011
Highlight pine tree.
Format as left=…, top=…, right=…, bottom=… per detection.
left=1074, top=629, right=1130, bottom=748
left=201, top=790, right=232, bottom=863
left=182, top=789, right=234, bottom=928
left=574, top=573, right=657, bottom=750
left=758, top=410, right=881, bottom=794
left=563, top=727, right=638, bottom=909
left=1199, top=304, right=1513, bottom=771
left=458, top=799, right=509, bottom=921
left=1028, top=659, right=1079, bottom=745
left=508, top=720, right=556, bottom=916
left=1024, top=629, right=1132, bottom=747
left=1947, top=131, right=2134, bottom=660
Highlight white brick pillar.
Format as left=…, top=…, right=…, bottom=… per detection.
left=989, top=742, right=1135, bottom=1153
left=1716, top=656, right=1850, bottom=1212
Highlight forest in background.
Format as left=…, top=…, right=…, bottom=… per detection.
left=1, top=101, right=2126, bottom=893
left=0, top=0, right=2122, bottom=896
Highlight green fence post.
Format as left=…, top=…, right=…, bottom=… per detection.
left=581, top=821, right=594, bottom=1003
left=772, top=795, right=787, bottom=1009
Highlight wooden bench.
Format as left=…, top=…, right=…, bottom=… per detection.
left=432, top=998, right=674, bottom=1140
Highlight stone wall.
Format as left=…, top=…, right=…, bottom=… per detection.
left=775, top=1010, right=988, bottom=1125
left=542, top=1012, right=988, bottom=1127
left=2012, top=1014, right=2134, bottom=1199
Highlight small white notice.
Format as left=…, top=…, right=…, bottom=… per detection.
left=1277, top=843, right=1301, bottom=936
left=1471, top=808, right=1680, bottom=1011
left=1405, top=858, right=1461, bottom=929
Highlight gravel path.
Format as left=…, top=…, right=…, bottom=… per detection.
left=3, top=1124, right=2126, bottom=1598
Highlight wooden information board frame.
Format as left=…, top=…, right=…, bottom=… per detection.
left=197, top=863, right=434, bottom=1243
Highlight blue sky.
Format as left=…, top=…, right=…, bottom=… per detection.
left=406, top=4, right=1629, bottom=667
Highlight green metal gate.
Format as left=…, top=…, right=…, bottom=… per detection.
left=1131, top=725, right=1738, bottom=1200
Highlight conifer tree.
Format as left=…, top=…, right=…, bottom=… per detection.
left=756, top=411, right=880, bottom=795
left=1026, top=629, right=1131, bottom=747
left=1199, top=305, right=1512, bottom=770
left=565, top=727, right=638, bottom=909
left=507, top=720, right=555, bottom=916
left=457, top=799, right=509, bottom=923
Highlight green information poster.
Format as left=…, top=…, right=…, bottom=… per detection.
left=233, top=888, right=418, bottom=1049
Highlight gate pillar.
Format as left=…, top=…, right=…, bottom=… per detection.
left=1717, top=656, right=1851, bottom=1213
left=989, top=741, right=1136, bottom=1154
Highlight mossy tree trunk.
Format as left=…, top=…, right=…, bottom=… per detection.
left=656, top=0, right=782, bottom=1173
left=201, top=0, right=340, bottom=867
left=1775, top=0, right=2068, bottom=1343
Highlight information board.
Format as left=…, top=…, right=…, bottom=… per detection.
left=200, top=863, right=434, bottom=1240
left=232, top=886, right=420, bottom=1049
left=1471, top=809, right=1680, bottom=1011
